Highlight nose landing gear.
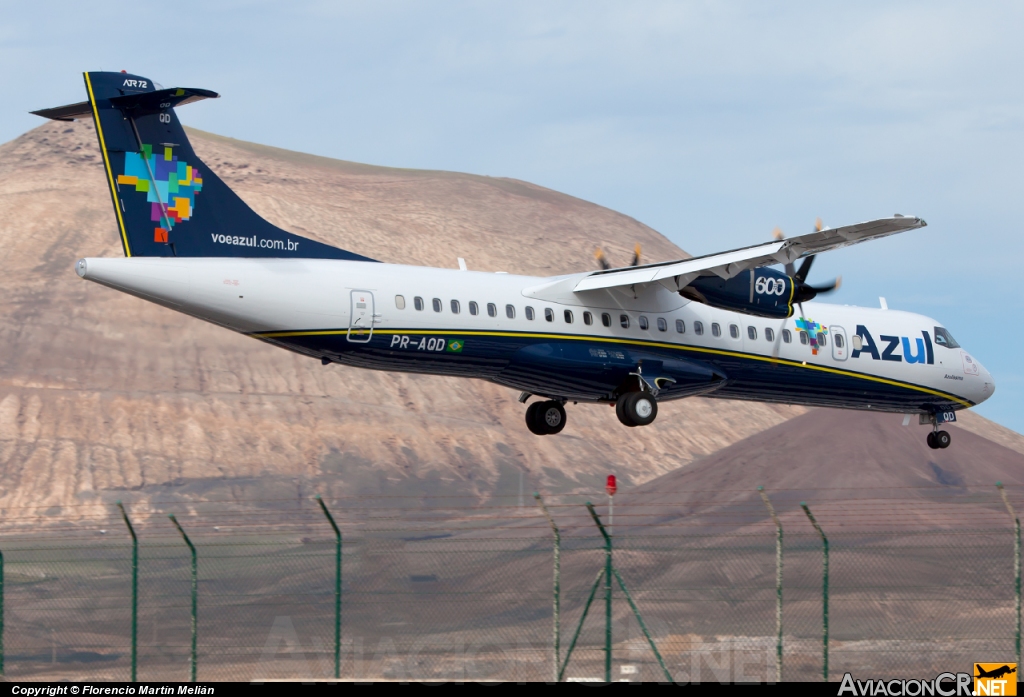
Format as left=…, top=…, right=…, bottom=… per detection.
left=525, top=400, right=567, bottom=435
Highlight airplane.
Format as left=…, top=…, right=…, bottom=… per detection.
left=32, top=72, right=995, bottom=449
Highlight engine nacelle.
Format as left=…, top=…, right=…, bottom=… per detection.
left=680, top=268, right=794, bottom=319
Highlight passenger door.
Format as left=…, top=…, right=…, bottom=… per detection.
left=348, top=290, right=375, bottom=343
left=830, top=325, right=848, bottom=361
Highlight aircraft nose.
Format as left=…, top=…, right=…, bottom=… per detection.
left=974, top=360, right=995, bottom=404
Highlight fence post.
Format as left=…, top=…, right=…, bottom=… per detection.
left=116, top=501, right=138, bottom=682
left=758, top=486, right=783, bottom=683
left=997, top=482, right=1021, bottom=668
left=169, top=515, right=197, bottom=682
left=0, top=544, right=4, bottom=677
left=533, top=492, right=560, bottom=682
left=800, top=501, right=828, bottom=682
left=584, top=502, right=674, bottom=684
left=316, top=496, right=342, bottom=680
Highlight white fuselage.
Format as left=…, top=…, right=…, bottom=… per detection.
left=75, top=256, right=994, bottom=412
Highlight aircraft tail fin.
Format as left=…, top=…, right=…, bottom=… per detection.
left=32, top=71, right=375, bottom=261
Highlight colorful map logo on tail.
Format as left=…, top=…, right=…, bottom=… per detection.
left=117, top=144, right=203, bottom=242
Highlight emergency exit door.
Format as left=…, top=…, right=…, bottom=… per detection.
left=348, top=290, right=375, bottom=343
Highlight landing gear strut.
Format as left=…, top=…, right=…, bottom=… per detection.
left=615, top=391, right=658, bottom=427
left=927, top=429, right=951, bottom=449
left=526, top=400, right=567, bottom=435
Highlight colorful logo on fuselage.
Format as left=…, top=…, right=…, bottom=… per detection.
left=117, top=144, right=203, bottom=243
left=795, top=317, right=828, bottom=355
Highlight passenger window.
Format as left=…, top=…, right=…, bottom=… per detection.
left=729, top=324, right=739, bottom=339
left=747, top=326, right=757, bottom=340
left=432, top=298, right=442, bottom=312
left=852, top=334, right=863, bottom=350
left=819, top=333, right=827, bottom=347
left=782, top=329, right=792, bottom=344
left=799, top=331, right=808, bottom=345
left=451, top=299, right=460, bottom=314
left=564, top=310, right=574, bottom=323
left=395, top=295, right=406, bottom=310
left=602, top=313, right=611, bottom=327
left=469, top=301, right=479, bottom=316
left=545, top=308, right=554, bottom=322
left=620, top=314, right=630, bottom=329
left=694, top=321, right=704, bottom=336
left=506, top=304, right=515, bottom=319
left=639, top=316, right=649, bottom=330
left=765, top=328, right=774, bottom=343
left=487, top=303, right=497, bottom=317
left=835, top=334, right=845, bottom=348
left=414, top=296, right=424, bottom=311
left=657, top=317, right=668, bottom=332
left=712, top=323, right=721, bottom=337
left=676, top=319, right=685, bottom=334
left=583, top=311, right=593, bottom=326
left=525, top=306, right=535, bottom=320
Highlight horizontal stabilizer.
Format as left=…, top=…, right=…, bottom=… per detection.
left=109, top=87, right=219, bottom=115
left=31, top=101, right=92, bottom=121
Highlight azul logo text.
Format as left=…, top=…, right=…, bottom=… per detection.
left=852, top=325, right=934, bottom=365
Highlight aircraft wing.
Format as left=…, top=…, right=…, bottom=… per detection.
left=573, top=216, right=926, bottom=293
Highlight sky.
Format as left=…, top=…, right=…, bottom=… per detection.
left=2, top=1, right=1021, bottom=432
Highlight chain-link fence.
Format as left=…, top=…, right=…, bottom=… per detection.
left=0, top=486, right=1020, bottom=682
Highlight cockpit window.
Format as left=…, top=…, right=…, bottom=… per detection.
left=933, top=327, right=960, bottom=349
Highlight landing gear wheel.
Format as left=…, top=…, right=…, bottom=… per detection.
left=926, top=432, right=939, bottom=450
left=935, top=430, right=951, bottom=449
left=527, top=400, right=566, bottom=435
left=525, top=402, right=547, bottom=436
left=616, top=394, right=637, bottom=427
left=537, top=401, right=567, bottom=435
left=616, top=392, right=658, bottom=427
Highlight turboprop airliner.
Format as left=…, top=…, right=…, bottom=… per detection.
left=33, top=72, right=995, bottom=449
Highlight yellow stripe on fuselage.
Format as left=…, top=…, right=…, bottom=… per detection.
left=254, top=327, right=972, bottom=407
left=85, top=72, right=132, bottom=257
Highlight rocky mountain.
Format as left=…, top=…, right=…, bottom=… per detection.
left=0, top=119, right=813, bottom=516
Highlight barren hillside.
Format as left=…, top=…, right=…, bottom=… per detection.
left=0, top=119, right=813, bottom=514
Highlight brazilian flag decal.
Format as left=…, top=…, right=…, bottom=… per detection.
left=447, top=339, right=464, bottom=353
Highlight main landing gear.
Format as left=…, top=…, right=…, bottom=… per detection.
left=927, top=429, right=951, bottom=450
left=616, top=391, right=658, bottom=428
left=526, top=400, right=567, bottom=436
left=521, top=390, right=660, bottom=436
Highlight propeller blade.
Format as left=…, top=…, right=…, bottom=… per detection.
left=808, top=276, right=842, bottom=294
left=794, top=255, right=815, bottom=282
left=771, top=319, right=787, bottom=360
left=814, top=217, right=823, bottom=232
left=630, top=244, right=642, bottom=267
left=772, top=226, right=785, bottom=241
left=595, top=248, right=611, bottom=271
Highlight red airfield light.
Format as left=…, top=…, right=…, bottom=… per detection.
left=606, top=474, right=617, bottom=497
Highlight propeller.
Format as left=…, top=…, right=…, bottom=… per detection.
left=594, top=244, right=642, bottom=270
left=770, top=218, right=842, bottom=359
